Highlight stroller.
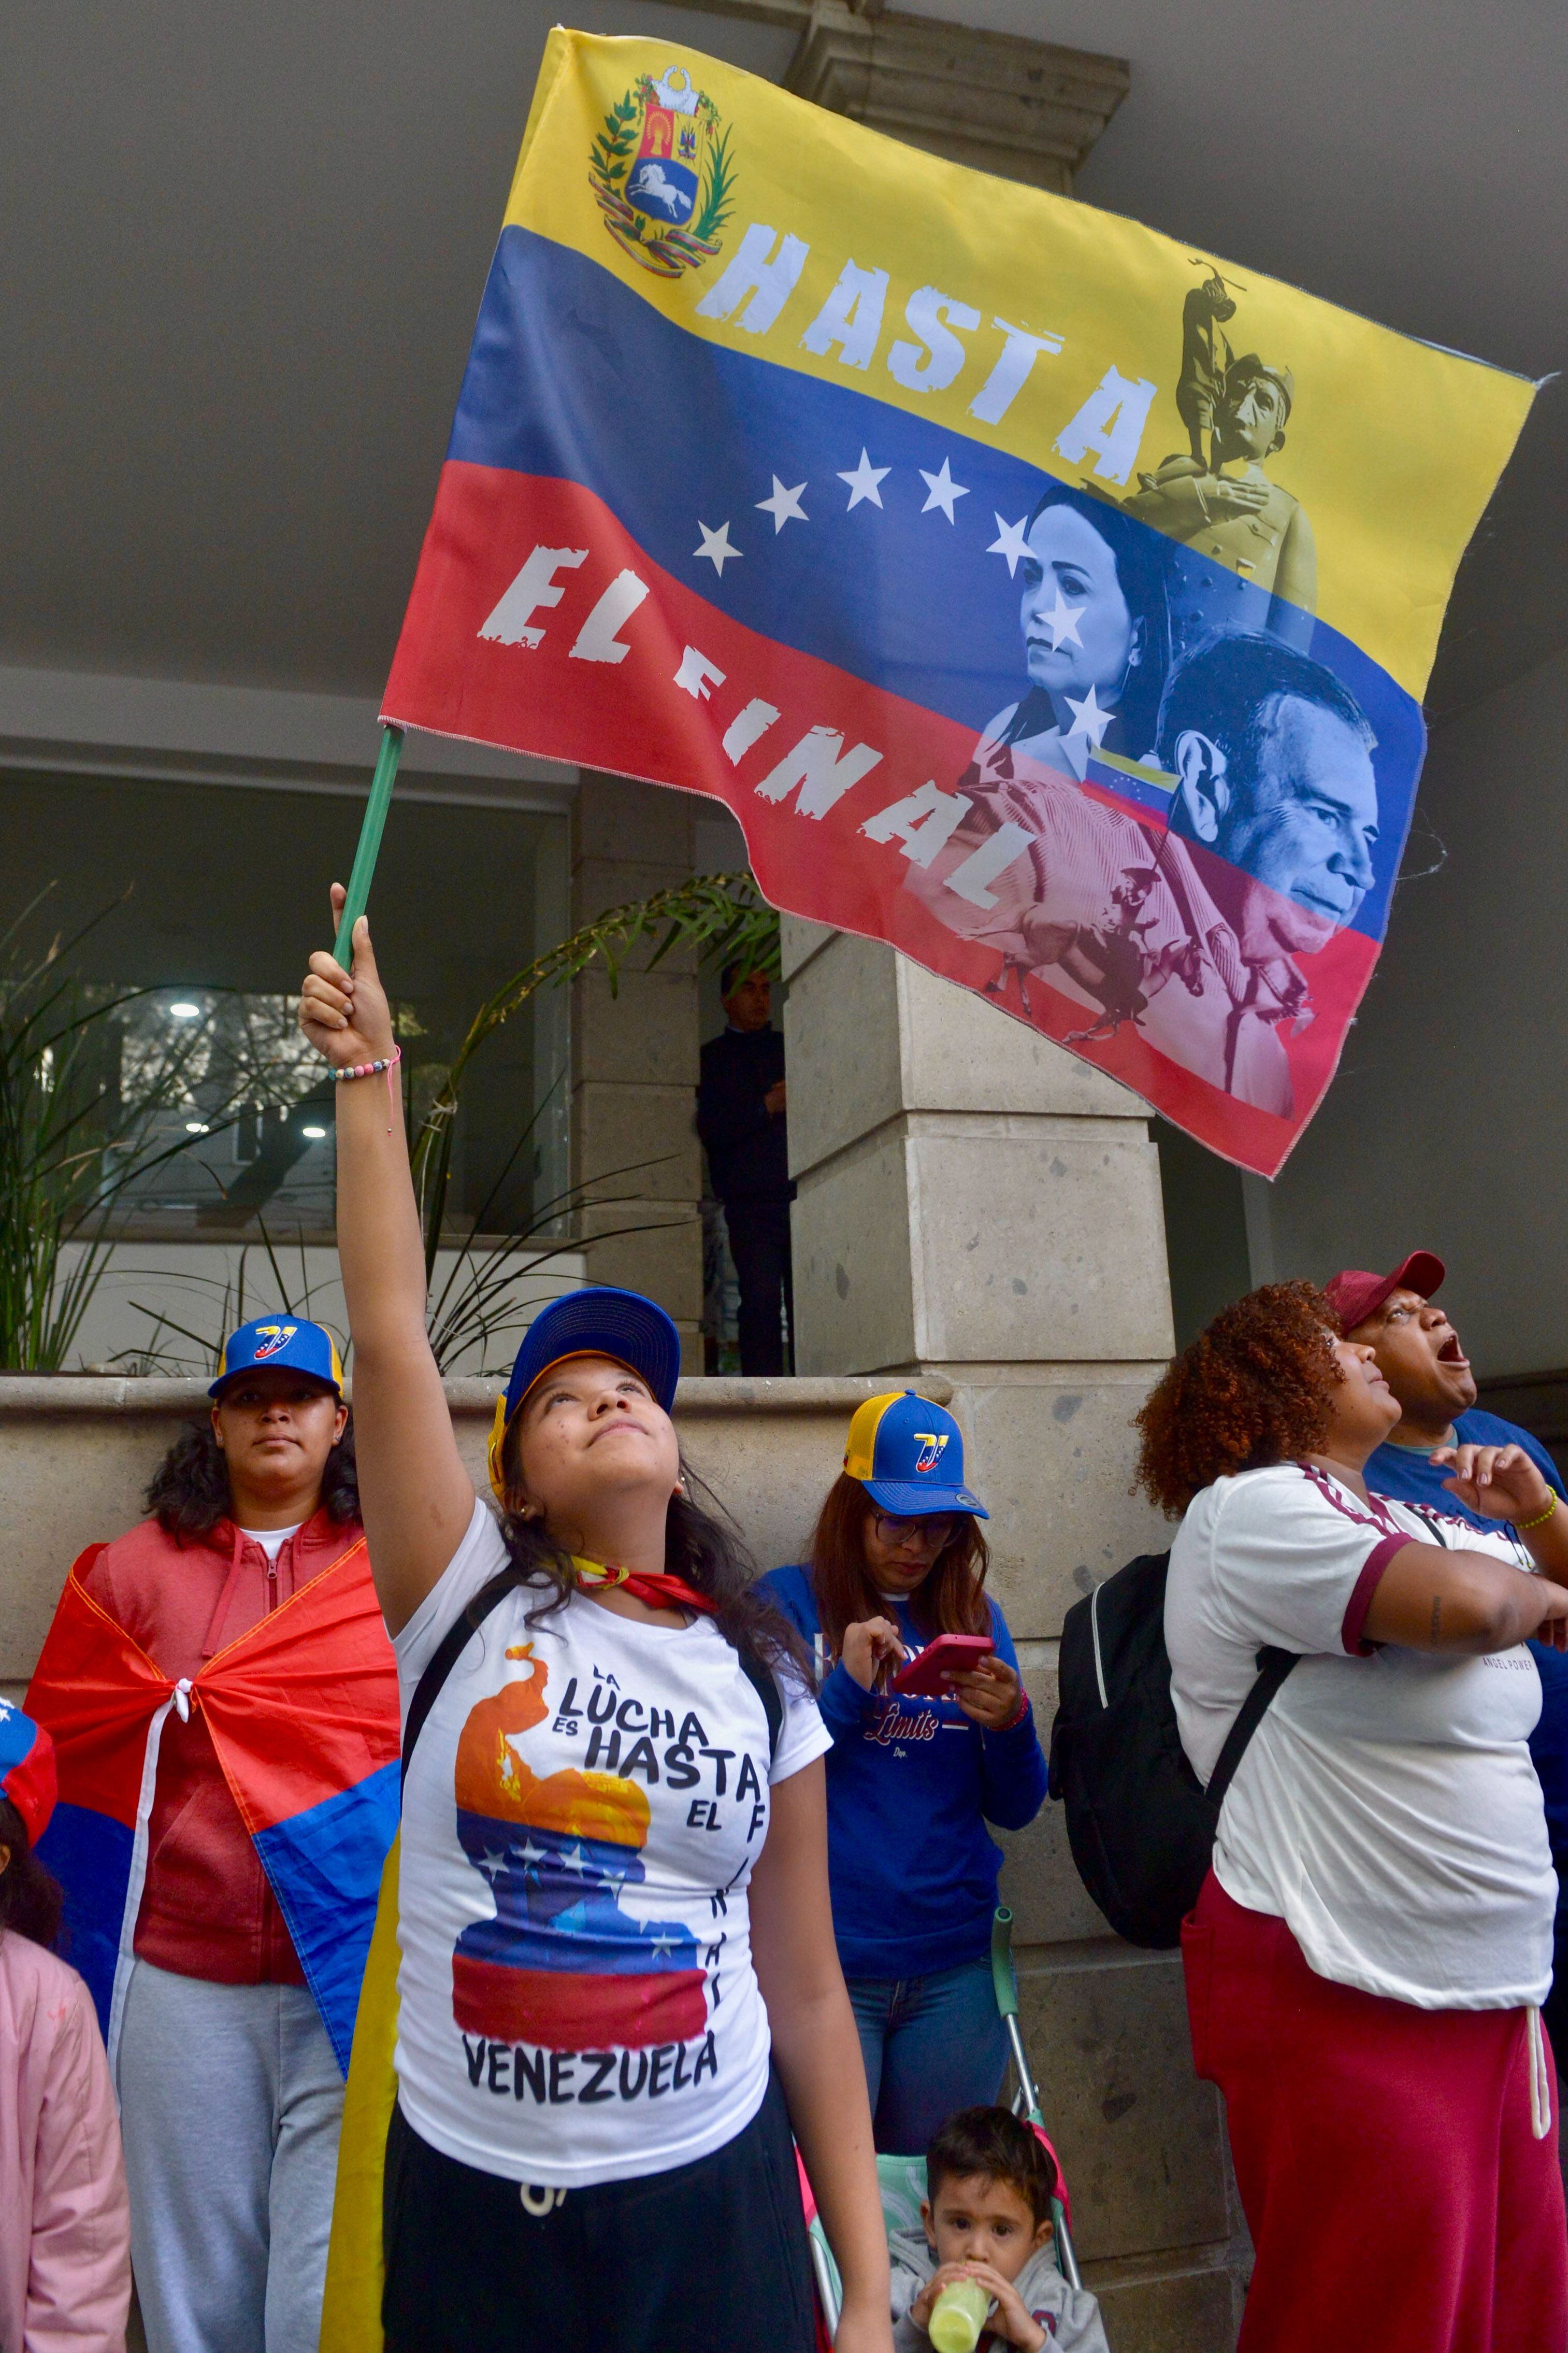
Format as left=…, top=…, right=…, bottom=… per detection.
left=804, top=1906, right=1082, bottom=2337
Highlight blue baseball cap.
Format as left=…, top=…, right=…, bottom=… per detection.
left=843, top=1392, right=987, bottom=1518
left=488, top=1287, right=682, bottom=1501
left=209, top=1316, right=344, bottom=1400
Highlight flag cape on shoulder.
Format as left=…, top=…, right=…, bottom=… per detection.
left=25, top=1540, right=400, bottom=2075
left=382, top=30, right=1533, bottom=1176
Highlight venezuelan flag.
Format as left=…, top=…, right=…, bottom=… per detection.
left=26, top=1540, right=400, bottom=2075
left=382, top=31, right=1533, bottom=1175
left=450, top=1810, right=708, bottom=2050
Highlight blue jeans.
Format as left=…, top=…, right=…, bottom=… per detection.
left=846, top=1954, right=1009, bottom=2155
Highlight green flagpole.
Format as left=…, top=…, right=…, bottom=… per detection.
left=333, top=724, right=405, bottom=966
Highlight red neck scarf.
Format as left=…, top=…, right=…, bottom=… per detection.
left=572, top=1558, right=716, bottom=1618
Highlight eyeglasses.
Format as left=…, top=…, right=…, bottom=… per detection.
left=872, top=1511, right=958, bottom=1549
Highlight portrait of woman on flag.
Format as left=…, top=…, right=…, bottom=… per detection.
left=900, top=482, right=1191, bottom=1030
left=977, top=480, right=1173, bottom=787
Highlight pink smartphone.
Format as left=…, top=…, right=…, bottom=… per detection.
left=889, top=1633, right=995, bottom=1698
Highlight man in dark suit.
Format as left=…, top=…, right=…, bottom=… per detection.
left=697, top=963, right=792, bottom=1374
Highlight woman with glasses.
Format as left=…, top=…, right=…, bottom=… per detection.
left=761, top=1394, right=1047, bottom=2152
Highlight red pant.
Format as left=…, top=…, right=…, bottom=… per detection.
left=1183, top=1873, right=1568, bottom=2352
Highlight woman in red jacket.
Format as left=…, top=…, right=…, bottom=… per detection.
left=82, top=1317, right=371, bottom=2353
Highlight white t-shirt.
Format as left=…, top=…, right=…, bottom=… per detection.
left=393, top=1500, right=831, bottom=2187
left=239, top=1523, right=302, bottom=1563
left=1166, top=1462, right=1554, bottom=2010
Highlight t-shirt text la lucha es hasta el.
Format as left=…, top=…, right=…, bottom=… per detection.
left=393, top=1502, right=830, bottom=2188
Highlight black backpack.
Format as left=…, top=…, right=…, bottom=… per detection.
left=1047, top=1551, right=1297, bottom=1949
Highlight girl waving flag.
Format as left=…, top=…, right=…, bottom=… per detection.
left=303, top=891, right=891, bottom=2353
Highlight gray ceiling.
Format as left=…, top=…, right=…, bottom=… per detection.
left=3, top=0, right=1562, bottom=720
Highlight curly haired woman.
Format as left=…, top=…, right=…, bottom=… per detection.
left=1139, top=1282, right=1568, bottom=2353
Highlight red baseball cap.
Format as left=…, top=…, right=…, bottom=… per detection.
left=1323, top=1251, right=1446, bottom=1334
left=0, top=1704, right=56, bottom=1849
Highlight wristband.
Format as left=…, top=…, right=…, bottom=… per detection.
left=993, top=1693, right=1031, bottom=1733
left=1517, top=1491, right=1559, bottom=1533
left=326, top=1044, right=402, bottom=1132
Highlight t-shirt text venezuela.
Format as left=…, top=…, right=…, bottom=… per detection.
left=393, top=1501, right=830, bottom=2187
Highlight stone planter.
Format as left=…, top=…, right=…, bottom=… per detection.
left=0, top=1369, right=1243, bottom=2338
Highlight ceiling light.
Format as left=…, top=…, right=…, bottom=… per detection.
left=169, top=1002, right=200, bottom=1019
left=301, top=1124, right=327, bottom=1140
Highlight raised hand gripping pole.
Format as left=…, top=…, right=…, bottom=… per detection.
left=333, top=725, right=405, bottom=968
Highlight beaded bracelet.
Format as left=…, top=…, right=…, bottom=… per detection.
left=1517, top=1491, right=1559, bottom=1533
left=327, top=1044, right=402, bottom=1132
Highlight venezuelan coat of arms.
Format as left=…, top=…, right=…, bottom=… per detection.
left=588, top=64, right=735, bottom=280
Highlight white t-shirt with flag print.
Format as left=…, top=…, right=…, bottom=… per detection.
left=392, top=1500, right=831, bottom=2187
left=1166, top=1462, right=1555, bottom=2010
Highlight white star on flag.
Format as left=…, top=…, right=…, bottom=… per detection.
left=694, top=521, right=741, bottom=576
left=837, top=448, right=890, bottom=510
left=757, top=476, right=808, bottom=533
left=987, top=515, right=1031, bottom=576
left=918, top=459, right=969, bottom=522
left=1041, top=591, right=1086, bottom=651
left=1062, top=684, right=1114, bottom=748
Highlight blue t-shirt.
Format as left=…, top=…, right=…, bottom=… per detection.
left=759, top=1564, right=1047, bottom=1979
left=1365, top=1409, right=1568, bottom=1850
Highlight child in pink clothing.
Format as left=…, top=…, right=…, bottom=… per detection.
left=0, top=1706, right=131, bottom=2353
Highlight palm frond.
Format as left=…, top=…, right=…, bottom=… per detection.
left=693, top=129, right=737, bottom=245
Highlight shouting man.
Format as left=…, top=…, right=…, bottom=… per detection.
left=1326, top=1251, right=1568, bottom=2070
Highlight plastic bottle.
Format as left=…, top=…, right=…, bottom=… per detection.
left=927, top=2277, right=992, bottom=2353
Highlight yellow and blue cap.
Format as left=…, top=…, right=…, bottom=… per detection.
left=843, top=1392, right=987, bottom=1519
left=487, top=1286, right=682, bottom=1503
left=210, top=1316, right=344, bottom=1400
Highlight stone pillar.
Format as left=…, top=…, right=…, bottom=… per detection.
left=783, top=1, right=1130, bottom=194
left=785, top=920, right=1174, bottom=1624
left=785, top=921, right=1245, bottom=2341
left=655, top=0, right=1128, bottom=193
left=570, top=774, right=704, bottom=1366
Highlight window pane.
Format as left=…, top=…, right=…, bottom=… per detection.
left=1, top=769, right=570, bottom=1242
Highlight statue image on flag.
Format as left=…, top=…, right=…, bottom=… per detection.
left=378, top=28, right=1533, bottom=1175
